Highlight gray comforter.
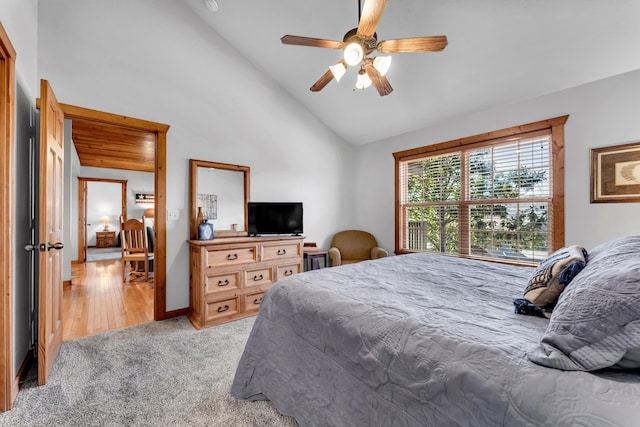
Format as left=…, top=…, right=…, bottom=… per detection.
left=231, top=253, right=640, bottom=426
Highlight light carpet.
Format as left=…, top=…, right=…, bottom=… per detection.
left=0, top=316, right=298, bottom=426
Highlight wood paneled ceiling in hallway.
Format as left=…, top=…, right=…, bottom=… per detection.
left=71, top=118, right=156, bottom=173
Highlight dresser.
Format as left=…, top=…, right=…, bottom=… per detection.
left=96, top=231, right=116, bottom=248
left=187, top=235, right=304, bottom=329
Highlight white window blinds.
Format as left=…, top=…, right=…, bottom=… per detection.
left=395, top=116, right=568, bottom=265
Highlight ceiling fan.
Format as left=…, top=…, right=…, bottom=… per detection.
left=281, top=0, right=448, bottom=96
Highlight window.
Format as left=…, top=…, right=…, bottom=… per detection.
left=393, top=116, right=568, bottom=265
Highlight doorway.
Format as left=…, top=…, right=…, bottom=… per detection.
left=58, top=103, right=169, bottom=322
left=78, top=178, right=127, bottom=263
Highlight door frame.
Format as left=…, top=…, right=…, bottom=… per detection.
left=59, top=103, right=169, bottom=321
left=78, top=177, right=127, bottom=263
left=0, top=22, right=17, bottom=411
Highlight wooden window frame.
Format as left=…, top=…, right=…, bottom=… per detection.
left=393, top=115, right=569, bottom=263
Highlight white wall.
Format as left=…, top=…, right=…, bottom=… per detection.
left=80, top=166, right=154, bottom=226
left=354, top=69, right=640, bottom=254
left=62, top=119, right=80, bottom=281
left=86, top=181, right=123, bottom=246
left=0, top=0, right=38, bottom=100
left=38, top=0, right=354, bottom=310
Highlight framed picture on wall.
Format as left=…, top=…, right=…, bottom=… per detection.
left=591, top=141, right=640, bottom=203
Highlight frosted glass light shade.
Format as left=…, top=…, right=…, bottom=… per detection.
left=329, top=63, right=347, bottom=82
left=355, top=69, right=372, bottom=90
left=373, top=56, right=392, bottom=76
left=343, top=42, right=364, bottom=66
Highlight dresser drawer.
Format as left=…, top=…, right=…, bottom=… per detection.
left=243, top=291, right=265, bottom=314
left=262, top=242, right=301, bottom=261
left=204, top=272, right=240, bottom=295
left=206, top=246, right=257, bottom=267
left=204, top=297, right=239, bottom=323
left=276, top=263, right=300, bottom=279
left=245, top=267, right=273, bottom=288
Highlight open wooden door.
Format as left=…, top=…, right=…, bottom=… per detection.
left=37, top=79, right=65, bottom=385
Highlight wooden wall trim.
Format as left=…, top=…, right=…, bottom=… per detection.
left=59, top=102, right=170, bottom=133
left=0, top=20, right=17, bottom=412
left=393, top=115, right=569, bottom=160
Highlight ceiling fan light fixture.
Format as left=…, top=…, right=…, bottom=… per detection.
left=373, top=56, right=392, bottom=76
left=354, top=69, right=372, bottom=90
left=344, top=42, right=364, bottom=66
left=329, top=62, right=347, bottom=82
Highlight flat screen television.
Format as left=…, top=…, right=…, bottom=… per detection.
left=248, top=202, right=303, bottom=236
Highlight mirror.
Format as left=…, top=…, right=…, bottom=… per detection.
left=189, top=159, right=250, bottom=240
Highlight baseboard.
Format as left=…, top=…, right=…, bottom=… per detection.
left=164, top=307, right=189, bottom=319
left=12, top=346, right=36, bottom=408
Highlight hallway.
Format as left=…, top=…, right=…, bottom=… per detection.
left=63, top=259, right=154, bottom=341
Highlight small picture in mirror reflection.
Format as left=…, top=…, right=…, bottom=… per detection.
left=197, top=193, right=217, bottom=220
left=198, top=223, right=214, bottom=240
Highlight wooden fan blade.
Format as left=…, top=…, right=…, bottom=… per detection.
left=310, top=69, right=335, bottom=92
left=377, top=35, right=448, bottom=53
left=357, top=0, right=388, bottom=39
left=281, top=35, right=343, bottom=49
left=364, top=62, right=393, bottom=96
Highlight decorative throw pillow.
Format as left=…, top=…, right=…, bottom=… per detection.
left=523, top=245, right=587, bottom=308
left=528, top=235, right=640, bottom=371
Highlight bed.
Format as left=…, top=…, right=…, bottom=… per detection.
left=231, top=235, right=640, bottom=426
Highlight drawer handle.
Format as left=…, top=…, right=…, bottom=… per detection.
left=284, top=269, right=294, bottom=276
left=253, top=274, right=264, bottom=281
left=227, top=253, right=238, bottom=260
left=277, top=249, right=287, bottom=255
left=217, top=279, right=230, bottom=287
left=217, top=305, right=230, bottom=313
left=253, top=297, right=262, bottom=305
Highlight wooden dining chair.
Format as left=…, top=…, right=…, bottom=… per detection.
left=120, top=216, right=153, bottom=282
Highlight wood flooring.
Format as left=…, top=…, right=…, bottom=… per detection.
left=63, top=259, right=154, bottom=341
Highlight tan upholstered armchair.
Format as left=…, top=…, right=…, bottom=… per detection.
left=328, top=230, right=388, bottom=266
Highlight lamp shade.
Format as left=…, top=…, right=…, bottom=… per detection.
left=99, top=216, right=111, bottom=231
left=355, top=69, right=372, bottom=90
left=329, top=62, right=347, bottom=82
left=373, top=56, right=392, bottom=76
left=144, top=208, right=155, bottom=218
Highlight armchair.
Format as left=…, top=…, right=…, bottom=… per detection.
left=328, top=230, right=388, bottom=266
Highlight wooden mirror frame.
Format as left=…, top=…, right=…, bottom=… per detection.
left=189, top=159, right=250, bottom=240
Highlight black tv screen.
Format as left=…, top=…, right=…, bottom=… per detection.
left=248, top=202, right=303, bottom=236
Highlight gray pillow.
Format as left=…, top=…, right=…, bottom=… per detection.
left=523, top=245, right=587, bottom=309
left=528, top=235, right=640, bottom=371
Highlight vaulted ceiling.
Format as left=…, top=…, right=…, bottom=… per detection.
left=183, top=0, right=640, bottom=146
left=71, top=1, right=640, bottom=168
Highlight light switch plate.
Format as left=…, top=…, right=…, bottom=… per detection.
left=167, top=209, right=179, bottom=221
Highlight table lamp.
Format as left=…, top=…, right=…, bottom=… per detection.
left=99, top=216, right=111, bottom=231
